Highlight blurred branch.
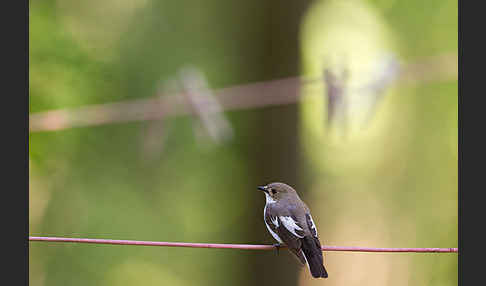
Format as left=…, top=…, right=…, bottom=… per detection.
left=324, top=67, right=349, bottom=128
left=29, top=236, right=458, bottom=253
left=179, top=66, right=234, bottom=143
left=29, top=52, right=457, bottom=132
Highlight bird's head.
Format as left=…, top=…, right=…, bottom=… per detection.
left=257, top=182, right=297, bottom=203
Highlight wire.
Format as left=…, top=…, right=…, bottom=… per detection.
left=29, top=53, right=457, bottom=132
left=29, top=236, right=458, bottom=253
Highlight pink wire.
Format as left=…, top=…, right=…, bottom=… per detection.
left=29, top=237, right=458, bottom=253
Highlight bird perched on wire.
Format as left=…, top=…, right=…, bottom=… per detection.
left=258, top=182, right=328, bottom=278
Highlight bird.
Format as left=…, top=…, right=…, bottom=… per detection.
left=257, top=182, right=328, bottom=278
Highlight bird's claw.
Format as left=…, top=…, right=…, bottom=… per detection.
left=273, top=243, right=282, bottom=255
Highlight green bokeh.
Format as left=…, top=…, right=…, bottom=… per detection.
left=29, top=0, right=457, bottom=285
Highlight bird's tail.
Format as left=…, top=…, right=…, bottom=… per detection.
left=301, top=236, right=328, bottom=278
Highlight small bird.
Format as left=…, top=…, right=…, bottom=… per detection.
left=258, top=182, right=328, bottom=278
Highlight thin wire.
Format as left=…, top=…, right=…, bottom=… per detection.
left=29, top=237, right=458, bottom=253
left=29, top=53, right=457, bottom=132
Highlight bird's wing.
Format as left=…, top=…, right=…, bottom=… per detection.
left=301, top=211, right=323, bottom=255
left=264, top=209, right=283, bottom=243
left=301, top=212, right=327, bottom=277
left=280, top=204, right=327, bottom=278
left=278, top=215, right=307, bottom=238
left=305, top=213, right=319, bottom=238
left=265, top=207, right=306, bottom=265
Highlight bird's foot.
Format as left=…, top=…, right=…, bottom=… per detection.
left=273, top=243, right=282, bottom=255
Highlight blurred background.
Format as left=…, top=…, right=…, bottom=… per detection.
left=29, top=0, right=457, bottom=285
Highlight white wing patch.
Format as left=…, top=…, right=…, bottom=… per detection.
left=270, top=216, right=279, bottom=227
left=307, top=214, right=318, bottom=236
left=264, top=206, right=282, bottom=243
left=279, top=216, right=304, bottom=238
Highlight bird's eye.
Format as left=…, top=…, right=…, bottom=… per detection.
left=270, top=189, right=276, bottom=195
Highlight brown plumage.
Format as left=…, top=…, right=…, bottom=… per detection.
left=259, top=182, right=328, bottom=278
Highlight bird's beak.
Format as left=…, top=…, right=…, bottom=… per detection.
left=257, top=186, right=269, bottom=194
